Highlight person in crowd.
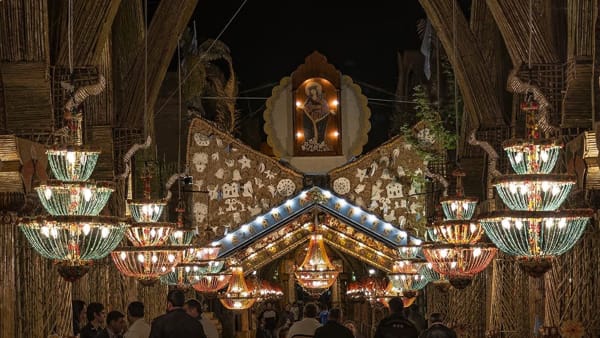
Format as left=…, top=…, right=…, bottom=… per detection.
left=81, top=302, right=106, bottom=338
left=98, top=311, right=126, bottom=338
left=418, top=313, right=457, bottom=338
left=256, top=316, right=269, bottom=338
left=124, top=301, right=150, bottom=338
left=318, top=304, right=329, bottom=325
left=374, top=297, right=419, bottom=338
left=149, top=290, right=207, bottom=338
left=313, top=308, right=353, bottom=338
left=286, top=303, right=321, bottom=338
left=73, top=300, right=87, bottom=337
left=290, top=303, right=301, bottom=322
left=184, top=299, right=218, bottom=338
left=344, top=320, right=364, bottom=338
left=260, top=303, right=278, bottom=338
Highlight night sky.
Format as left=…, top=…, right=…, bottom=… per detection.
left=155, top=0, right=427, bottom=150
left=192, top=0, right=425, bottom=93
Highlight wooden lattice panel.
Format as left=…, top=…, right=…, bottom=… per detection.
left=1, top=63, right=53, bottom=132
left=488, top=256, right=530, bottom=337
left=544, top=229, right=600, bottom=336
left=445, top=271, right=489, bottom=337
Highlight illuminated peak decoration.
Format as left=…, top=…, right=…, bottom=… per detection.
left=128, top=167, right=166, bottom=223
left=479, top=94, right=592, bottom=277
left=219, top=266, right=257, bottom=310
left=18, top=112, right=127, bottom=282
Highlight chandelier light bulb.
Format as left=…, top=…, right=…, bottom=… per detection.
left=82, top=223, right=91, bottom=235
left=66, top=151, right=76, bottom=164
left=44, top=188, right=53, bottom=200
left=514, top=152, right=523, bottom=163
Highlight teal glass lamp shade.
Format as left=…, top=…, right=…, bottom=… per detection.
left=440, top=197, right=478, bottom=220
left=478, top=210, right=592, bottom=258
left=396, top=245, right=423, bottom=259
left=422, top=243, right=497, bottom=279
left=419, top=263, right=441, bottom=283
left=46, top=147, right=100, bottom=182
left=160, top=261, right=226, bottom=287
left=128, top=200, right=167, bottom=222
left=503, top=139, right=562, bottom=174
left=18, top=215, right=127, bottom=261
left=125, top=222, right=175, bottom=247
left=111, top=246, right=183, bottom=283
left=36, top=181, right=114, bottom=216
left=493, top=174, right=576, bottom=211
left=170, top=228, right=196, bottom=246
left=387, top=272, right=429, bottom=292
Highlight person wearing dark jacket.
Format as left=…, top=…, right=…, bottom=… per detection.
left=374, top=297, right=419, bottom=338
left=313, top=308, right=354, bottom=338
left=419, top=313, right=457, bottom=338
left=149, top=290, right=207, bottom=338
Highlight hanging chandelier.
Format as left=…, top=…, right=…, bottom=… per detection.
left=423, top=168, right=496, bottom=289
left=219, top=266, right=257, bottom=310
left=18, top=114, right=127, bottom=281
left=429, top=168, right=484, bottom=245
left=422, top=243, right=497, bottom=289
left=192, top=272, right=232, bottom=293
left=111, top=246, right=181, bottom=286
left=478, top=93, right=592, bottom=277
left=294, top=223, right=339, bottom=295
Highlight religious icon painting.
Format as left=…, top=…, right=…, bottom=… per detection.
left=293, top=77, right=342, bottom=156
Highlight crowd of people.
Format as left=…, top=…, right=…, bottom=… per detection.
left=72, top=293, right=456, bottom=338
left=256, top=297, right=457, bottom=338
left=72, top=290, right=218, bottom=338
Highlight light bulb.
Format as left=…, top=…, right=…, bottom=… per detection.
left=137, top=254, right=145, bottom=263
left=514, top=152, right=523, bottom=163
left=44, top=187, right=52, bottom=200
left=540, top=150, right=549, bottom=162
left=120, top=252, right=127, bottom=260
left=551, top=185, right=561, bottom=196
left=473, top=247, right=482, bottom=257
left=101, top=227, right=110, bottom=238
left=541, top=181, right=551, bottom=192
left=82, top=187, right=92, bottom=202
left=151, top=255, right=158, bottom=263
left=515, top=220, right=523, bottom=230
left=502, top=218, right=511, bottom=229
left=66, top=151, right=76, bottom=164
left=82, top=223, right=91, bottom=235
left=40, top=226, right=50, bottom=237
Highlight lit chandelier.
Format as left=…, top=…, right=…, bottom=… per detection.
left=219, top=266, right=257, bottom=310
left=429, top=169, right=484, bottom=245
left=387, top=259, right=429, bottom=298
left=192, top=272, right=232, bottom=293
left=294, top=214, right=339, bottom=295
left=422, top=243, right=497, bottom=289
left=423, top=168, right=496, bottom=289
left=111, top=166, right=186, bottom=285
left=18, top=114, right=127, bottom=282
left=478, top=93, right=593, bottom=277
left=160, top=261, right=226, bottom=288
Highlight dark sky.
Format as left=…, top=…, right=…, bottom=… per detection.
left=192, top=0, right=426, bottom=94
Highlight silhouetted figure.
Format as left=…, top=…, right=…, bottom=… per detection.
left=81, top=302, right=106, bottom=338
left=98, top=311, right=126, bottom=338
left=149, top=290, right=207, bottom=338
left=419, top=313, right=457, bottom=338
left=313, top=308, right=353, bottom=338
left=374, top=297, right=419, bottom=338
left=124, top=301, right=150, bottom=338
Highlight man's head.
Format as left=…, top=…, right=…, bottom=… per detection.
left=430, top=312, right=444, bottom=324
left=106, top=311, right=126, bottom=334
left=184, top=299, right=202, bottom=319
left=327, top=308, right=343, bottom=323
left=303, top=303, right=318, bottom=319
left=86, top=302, right=105, bottom=325
left=388, top=297, right=404, bottom=314
left=166, top=289, right=185, bottom=311
left=126, top=301, right=144, bottom=324
left=265, top=303, right=273, bottom=309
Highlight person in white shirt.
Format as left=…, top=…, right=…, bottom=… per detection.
left=124, top=301, right=151, bottom=338
left=184, top=299, right=219, bottom=338
left=286, top=303, right=321, bottom=338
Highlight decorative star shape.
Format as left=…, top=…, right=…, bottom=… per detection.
left=238, top=155, right=252, bottom=169
left=355, top=168, right=367, bottom=182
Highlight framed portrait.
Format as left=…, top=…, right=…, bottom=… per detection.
left=293, top=77, right=342, bottom=156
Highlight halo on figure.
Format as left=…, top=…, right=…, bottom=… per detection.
left=304, top=81, right=323, bottom=96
